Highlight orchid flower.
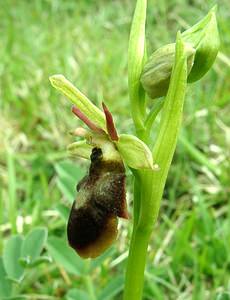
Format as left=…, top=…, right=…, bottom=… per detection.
left=49, top=75, right=158, bottom=258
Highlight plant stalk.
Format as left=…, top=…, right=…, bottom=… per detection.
left=84, top=275, right=96, bottom=300
left=124, top=34, right=187, bottom=300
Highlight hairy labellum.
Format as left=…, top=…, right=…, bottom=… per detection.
left=67, top=147, right=127, bottom=258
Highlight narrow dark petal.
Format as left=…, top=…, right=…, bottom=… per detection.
left=102, top=102, right=119, bottom=141
left=72, top=106, right=104, bottom=134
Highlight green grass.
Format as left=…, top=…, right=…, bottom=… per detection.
left=0, top=0, right=229, bottom=299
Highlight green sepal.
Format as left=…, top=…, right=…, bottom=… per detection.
left=49, top=75, right=106, bottom=130
left=115, top=134, right=156, bottom=170
left=67, top=141, right=93, bottom=160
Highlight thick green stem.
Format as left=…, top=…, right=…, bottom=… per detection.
left=123, top=228, right=150, bottom=300
left=131, top=170, right=142, bottom=229
left=123, top=171, right=161, bottom=300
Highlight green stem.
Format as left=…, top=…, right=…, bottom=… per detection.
left=83, top=260, right=96, bottom=300
left=124, top=33, right=187, bottom=300
left=123, top=171, right=160, bottom=300
left=84, top=275, right=96, bottom=300
left=131, top=169, right=142, bottom=229
left=123, top=228, right=150, bottom=299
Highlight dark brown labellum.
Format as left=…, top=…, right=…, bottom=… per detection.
left=67, top=147, right=127, bottom=258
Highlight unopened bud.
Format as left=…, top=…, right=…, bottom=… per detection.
left=140, top=43, right=195, bottom=99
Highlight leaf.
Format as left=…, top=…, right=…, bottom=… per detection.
left=56, top=176, right=76, bottom=204
left=19, top=255, right=52, bottom=268
left=151, top=31, right=188, bottom=179
left=55, top=160, right=85, bottom=203
left=116, top=134, right=155, bottom=170
left=21, top=227, right=48, bottom=265
left=49, top=75, right=106, bottom=130
left=0, top=257, right=12, bottom=298
left=98, top=275, right=124, bottom=300
left=56, top=203, right=70, bottom=221
left=55, top=160, right=85, bottom=181
left=3, top=235, right=24, bottom=283
left=90, top=247, right=116, bottom=270
left=29, top=256, right=52, bottom=268
left=66, top=289, right=89, bottom=300
left=47, top=236, right=84, bottom=276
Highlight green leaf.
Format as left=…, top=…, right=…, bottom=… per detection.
left=47, top=236, right=84, bottom=276
left=66, top=289, right=89, bottom=300
left=55, top=160, right=85, bottom=203
left=28, top=256, right=52, bottom=268
left=56, top=176, right=76, bottom=204
left=0, top=257, right=12, bottom=298
left=98, top=275, right=124, bottom=300
left=55, top=160, right=85, bottom=180
left=49, top=75, right=106, bottom=130
left=21, top=227, right=48, bottom=265
left=56, top=203, right=70, bottom=221
left=151, top=31, right=188, bottom=170
left=3, top=235, right=24, bottom=283
left=19, top=255, right=52, bottom=268
left=90, top=247, right=116, bottom=270
left=116, top=134, right=155, bottom=170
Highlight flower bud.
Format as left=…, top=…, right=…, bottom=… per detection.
left=140, top=43, right=195, bottom=99
left=182, top=6, right=220, bottom=82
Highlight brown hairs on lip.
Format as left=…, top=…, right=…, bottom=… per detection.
left=67, top=147, right=128, bottom=258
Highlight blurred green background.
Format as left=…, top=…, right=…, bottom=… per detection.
left=0, top=0, right=230, bottom=299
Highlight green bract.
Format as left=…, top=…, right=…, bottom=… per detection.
left=182, top=6, right=220, bottom=82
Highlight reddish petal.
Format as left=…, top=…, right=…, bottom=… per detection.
left=72, top=106, right=104, bottom=134
left=102, top=102, right=119, bottom=141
